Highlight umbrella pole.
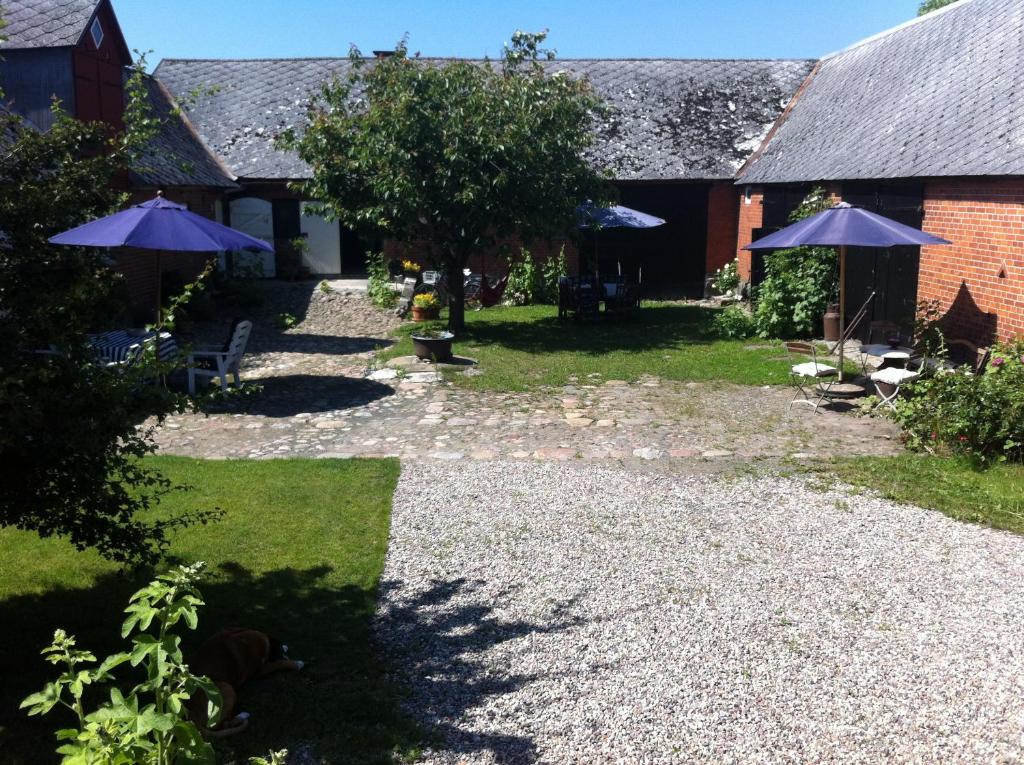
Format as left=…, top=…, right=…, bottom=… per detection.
left=838, top=244, right=846, bottom=382
left=154, top=251, right=162, bottom=362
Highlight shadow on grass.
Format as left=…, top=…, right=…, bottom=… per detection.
left=448, top=304, right=723, bottom=356
left=376, top=577, right=588, bottom=763
left=0, top=564, right=572, bottom=764
left=207, top=374, right=395, bottom=417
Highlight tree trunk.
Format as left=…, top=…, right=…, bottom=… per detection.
left=447, top=263, right=466, bottom=333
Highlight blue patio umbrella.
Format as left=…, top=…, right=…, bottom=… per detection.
left=744, top=202, right=951, bottom=379
left=50, top=193, right=274, bottom=326
left=576, top=203, right=666, bottom=278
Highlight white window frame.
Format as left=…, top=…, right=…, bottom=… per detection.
left=90, top=18, right=104, bottom=49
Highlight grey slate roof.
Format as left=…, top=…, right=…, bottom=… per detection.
left=153, top=57, right=814, bottom=182
left=740, top=0, right=1024, bottom=184
left=0, top=0, right=98, bottom=49
left=130, top=75, right=238, bottom=189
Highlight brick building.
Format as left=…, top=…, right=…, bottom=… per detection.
left=0, top=0, right=238, bottom=314
left=154, top=57, right=813, bottom=296
left=736, top=0, right=1024, bottom=343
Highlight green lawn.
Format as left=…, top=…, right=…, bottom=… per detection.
left=817, top=455, right=1024, bottom=535
left=0, top=457, right=417, bottom=765
left=386, top=303, right=795, bottom=391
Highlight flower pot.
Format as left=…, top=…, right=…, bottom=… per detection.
left=411, top=306, right=440, bottom=322
left=411, top=331, right=454, bottom=362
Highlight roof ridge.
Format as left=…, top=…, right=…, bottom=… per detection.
left=821, top=0, right=979, bottom=60
left=155, top=55, right=818, bottom=66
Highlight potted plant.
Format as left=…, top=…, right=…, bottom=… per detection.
left=411, top=329, right=454, bottom=362
left=411, top=292, right=441, bottom=321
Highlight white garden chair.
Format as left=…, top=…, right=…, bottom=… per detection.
left=188, top=320, right=252, bottom=394
left=785, top=341, right=839, bottom=414
left=869, top=366, right=920, bottom=411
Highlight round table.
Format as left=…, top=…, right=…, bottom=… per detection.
left=860, top=344, right=914, bottom=369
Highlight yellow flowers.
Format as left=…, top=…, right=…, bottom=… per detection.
left=402, top=259, right=421, bottom=273
left=413, top=292, right=439, bottom=309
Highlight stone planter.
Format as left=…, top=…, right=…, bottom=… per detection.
left=411, top=305, right=440, bottom=322
left=411, top=331, right=454, bottom=362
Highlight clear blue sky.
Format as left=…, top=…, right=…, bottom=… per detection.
left=112, top=0, right=923, bottom=67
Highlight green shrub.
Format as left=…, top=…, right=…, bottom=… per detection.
left=753, top=188, right=837, bottom=338
left=890, top=339, right=1024, bottom=463
left=22, top=564, right=222, bottom=764
left=505, top=247, right=566, bottom=306
left=712, top=259, right=740, bottom=295
left=712, top=305, right=757, bottom=339
left=504, top=249, right=540, bottom=306
left=275, top=312, right=298, bottom=329
left=366, top=251, right=397, bottom=309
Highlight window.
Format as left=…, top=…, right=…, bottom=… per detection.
left=90, top=17, right=104, bottom=48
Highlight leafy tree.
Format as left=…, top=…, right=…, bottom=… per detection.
left=753, top=187, right=838, bottom=338
left=918, top=0, right=957, bottom=15
left=279, top=31, right=613, bottom=332
left=0, top=58, right=214, bottom=565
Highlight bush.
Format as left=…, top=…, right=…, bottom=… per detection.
left=712, top=259, right=740, bottom=295
left=366, top=251, right=397, bottom=309
left=890, top=339, right=1024, bottom=463
left=753, top=188, right=837, bottom=338
left=712, top=304, right=757, bottom=339
left=22, top=564, right=222, bottom=764
left=505, top=247, right=567, bottom=306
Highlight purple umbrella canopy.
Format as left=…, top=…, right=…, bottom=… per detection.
left=744, top=202, right=952, bottom=383
left=49, top=195, right=274, bottom=253
left=577, top=203, right=666, bottom=230
left=744, top=202, right=949, bottom=250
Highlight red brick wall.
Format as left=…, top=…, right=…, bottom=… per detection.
left=919, top=178, right=1024, bottom=343
left=114, top=188, right=225, bottom=315
left=706, top=182, right=740, bottom=274
left=735, top=186, right=763, bottom=282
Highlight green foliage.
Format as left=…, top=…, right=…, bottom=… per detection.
left=278, top=31, right=613, bottom=333
left=318, top=279, right=332, bottom=294
left=753, top=188, right=837, bottom=338
left=249, top=751, right=289, bottom=765
left=504, top=249, right=540, bottom=306
left=366, top=251, right=397, bottom=309
left=712, top=259, right=740, bottom=295
left=21, top=564, right=221, bottom=765
left=539, top=245, right=568, bottom=304
left=888, top=339, right=1024, bottom=464
left=505, top=247, right=567, bottom=306
left=0, top=55, right=217, bottom=565
left=918, top=0, right=957, bottom=15
left=711, top=305, right=757, bottom=339
left=275, top=312, right=298, bottom=330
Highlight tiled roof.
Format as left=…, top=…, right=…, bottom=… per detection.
left=0, top=0, right=98, bottom=49
left=740, top=0, right=1024, bottom=184
left=130, top=75, right=238, bottom=189
left=154, top=57, right=815, bottom=182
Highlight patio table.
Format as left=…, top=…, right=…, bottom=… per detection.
left=859, top=343, right=914, bottom=368
left=89, top=329, right=177, bottom=364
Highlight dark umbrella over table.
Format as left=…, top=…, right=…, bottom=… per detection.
left=744, top=202, right=950, bottom=380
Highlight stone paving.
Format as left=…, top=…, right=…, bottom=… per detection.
left=156, top=286, right=901, bottom=466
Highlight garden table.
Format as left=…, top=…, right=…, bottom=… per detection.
left=89, top=329, right=177, bottom=364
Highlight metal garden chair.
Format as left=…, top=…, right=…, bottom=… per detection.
left=785, top=341, right=839, bottom=413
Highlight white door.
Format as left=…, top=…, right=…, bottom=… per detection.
left=300, top=203, right=341, bottom=274
left=228, top=197, right=276, bottom=277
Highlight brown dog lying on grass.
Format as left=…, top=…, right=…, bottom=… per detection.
left=188, top=628, right=304, bottom=737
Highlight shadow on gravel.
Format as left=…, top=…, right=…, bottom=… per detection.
left=208, top=374, right=395, bottom=417
left=377, top=577, right=588, bottom=763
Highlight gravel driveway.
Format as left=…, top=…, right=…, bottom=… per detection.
left=377, top=461, right=1024, bottom=764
